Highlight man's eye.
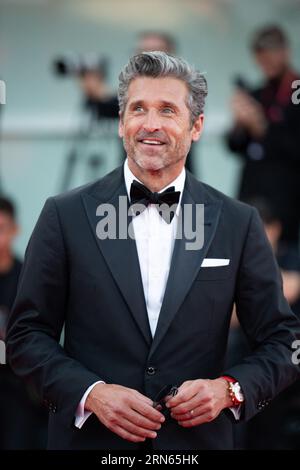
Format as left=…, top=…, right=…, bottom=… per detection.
left=161, top=107, right=174, bottom=114
left=134, top=106, right=144, bottom=112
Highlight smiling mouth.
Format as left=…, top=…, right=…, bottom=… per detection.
left=138, top=139, right=166, bottom=146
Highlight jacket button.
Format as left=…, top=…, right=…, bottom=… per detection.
left=146, top=366, right=157, bottom=376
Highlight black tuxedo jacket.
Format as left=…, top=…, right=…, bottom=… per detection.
left=7, top=166, right=300, bottom=450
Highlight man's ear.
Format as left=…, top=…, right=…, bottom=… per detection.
left=191, top=114, right=204, bottom=142
left=118, top=111, right=124, bottom=138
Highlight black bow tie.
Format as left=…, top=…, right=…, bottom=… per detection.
left=129, top=180, right=181, bottom=223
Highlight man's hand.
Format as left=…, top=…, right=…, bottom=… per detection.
left=165, top=378, right=232, bottom=427
left=85, top=383, right=165, bottom=443
left=231, top=91, right=267, bottom=138
left=282, top=270, right=300, bottom=304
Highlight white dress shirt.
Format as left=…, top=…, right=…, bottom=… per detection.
left=75, top=159, right=240, bottom=428
left=124, top=159, right=186, bottom=338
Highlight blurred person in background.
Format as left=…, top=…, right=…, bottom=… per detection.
left=246, top=198, right=300, bottom=449
left=226, top=25, right=300, bottom=245
left=227, top=198, right=300, bottom=449
left=136, top=31, right=176, bottom=55
left=0, top=198, right=22, bottom=336
left=77, top=62, right=119, bottom=122
left=54, top=55, right=119, bottom=123
left=260, top=199, right=300, bottom=313
left=55, top=57, right=121, bottom=192
left=0, top=72, right=4, bottom=192
left=0, top=197, right=47, bottom=449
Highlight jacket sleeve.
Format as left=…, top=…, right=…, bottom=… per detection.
left=6, top=197, right=101, bottom=428
left=262, top=103, right=300, bottom=164
left=223, top=207, right=300, bottom=421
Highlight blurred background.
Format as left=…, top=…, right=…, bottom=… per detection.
left=1, top=0, right=299, bottom=255
left=0, top=0, right=299, bottom=450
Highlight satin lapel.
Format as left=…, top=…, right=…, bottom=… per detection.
left=149, top=176, right=223, bottom=358
left=81, top=173, right=152, bottom=346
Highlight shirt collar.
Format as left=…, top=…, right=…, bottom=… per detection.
left=124, top=158, right=186, bottom=216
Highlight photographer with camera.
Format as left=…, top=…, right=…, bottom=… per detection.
left=54, top=56, right=120, bottom=191
left=54, top=55, right=119, bottom=121
left=226, top=26, right=300, bottom=246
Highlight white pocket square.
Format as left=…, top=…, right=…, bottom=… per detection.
left=201, top=258, right=230, bottom=267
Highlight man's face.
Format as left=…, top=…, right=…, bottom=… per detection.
left=254, top=48, right=289, bottom=80
left=0, top=212, right=18, bottom=254
left=137, top=35, right=171, bottom=53
left=119, top=76, right=203, bottom=172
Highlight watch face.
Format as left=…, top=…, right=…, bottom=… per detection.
left=232, top=383, right=245, bottom=402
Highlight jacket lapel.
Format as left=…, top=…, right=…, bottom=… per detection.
left=81, top=167, right=152, bottom=346
left=149, top=172, right=223, bottom=358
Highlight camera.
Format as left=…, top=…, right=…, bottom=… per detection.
left=53, top=54, right=108, bottom=79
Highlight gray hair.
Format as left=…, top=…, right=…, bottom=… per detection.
left=118, top=51, right=208, bottom=125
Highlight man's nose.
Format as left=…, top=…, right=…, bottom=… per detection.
left=142, top=110, right=161, bottom=132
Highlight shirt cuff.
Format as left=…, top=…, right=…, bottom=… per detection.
left=229, top=405, right=241, bottom=420
left=74, top=380, right=105, bottom=429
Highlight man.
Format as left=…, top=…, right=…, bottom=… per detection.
left=59, top=61, right=120, bottom=192
left=226, top=25, right=300, bottom=245
left=0, top=197, right=47, bottom=449
left=7, top=52, right=300, bottom=450
left=78, top=63, right=119, bottom=121
left=227, top=198, right=300, bottom=449
left=136, top=31, right=196, bottom=174
left=136, top=31, right=176, bottom=55
left=0, top=198, right=22, bottom=321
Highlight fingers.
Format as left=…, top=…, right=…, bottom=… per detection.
left=108, top=423, right=147, bottom=443
left=96, top=387, right=165, bottom=443
left=102, top=404, right=163, bottom=442
left=167, top=379, right=228, bottom=428
left=232, top=93, right=262, bottom=121
left=116, top=416, right=159, bottom=440
left=132, top=398, right=166, bottom=425
left=233, top=91, right=257, bottom=108
left=171, top=401, right=213, bottom=422
left=166, top=380, right=199, bottom=408
left=169, top=391, right=209, bottom=416
left=131, top=389, right=154, bottom=406
left=111, top=386, right=165, bottom=424
left=166, top=380, right=218, bottom=429
left=177, top=410, right=217, bottom=428
left=100, top=406, right=160, bottom=442
left=154, top=403, right=163, bottom=412
left=123, top=405, right=164, bottom=431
